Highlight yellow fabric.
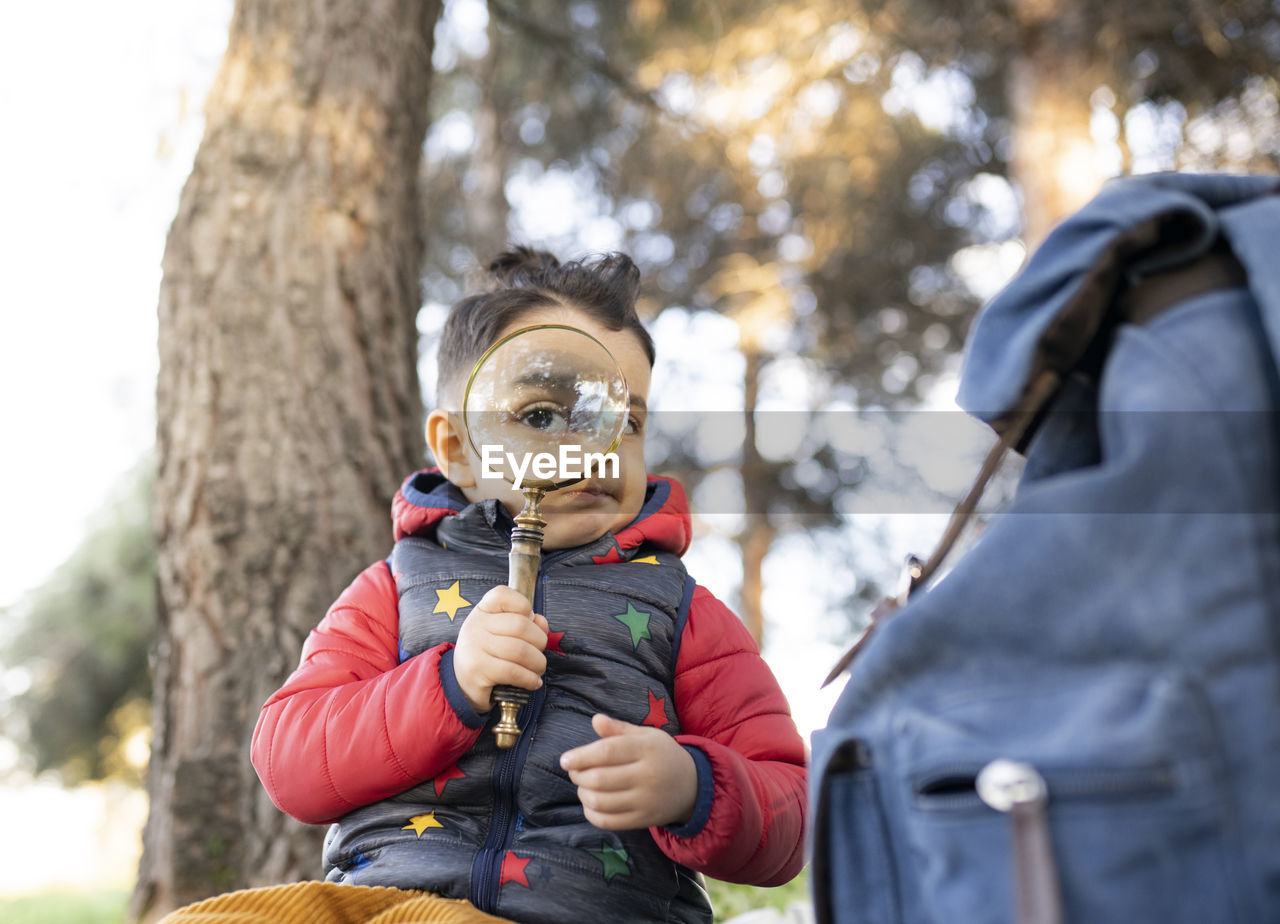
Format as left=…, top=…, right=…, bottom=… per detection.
left=157, top=881, right=515, bottom=924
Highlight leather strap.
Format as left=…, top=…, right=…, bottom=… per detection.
left=1122, top=246, right=1246, bottom=325
left=822, top=368, right=1058, bottom=686
left=1011, top=801, right=1064, bottom=924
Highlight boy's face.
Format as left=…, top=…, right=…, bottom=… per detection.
left=432, top=306, right=652, bottom=551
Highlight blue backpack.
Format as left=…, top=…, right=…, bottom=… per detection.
left=810, top=173, right=1280, bottom=924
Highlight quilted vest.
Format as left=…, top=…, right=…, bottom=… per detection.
left=322, top=497, right=712, bottom=924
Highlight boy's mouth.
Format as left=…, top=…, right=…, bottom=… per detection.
left=556, top=481, right=613, bottom=503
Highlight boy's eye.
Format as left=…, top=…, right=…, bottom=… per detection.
left=515, top=402, right=569, bottom=433
left=625, top=415, right=644, bottom=435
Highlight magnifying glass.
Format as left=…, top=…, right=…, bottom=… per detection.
left=462, top=324, right=629, bottom=747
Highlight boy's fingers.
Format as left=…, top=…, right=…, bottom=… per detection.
left=528, top=614, right=549, bottom=648
left=477, top=585, right=534, bottom=616
left=510, top=613, right=549, bottom=647
left=560, top=738, right=608, bottom=772
left=591, top=713, right=635, bottom=738
left=565, top=764, right=635, bottom=793
left=481, top=657, right=544, bottom=692
left=560, top=732, right=639, bottom=772
left=483, top=611, right=548, bottom=646
left=576, top=786, right=636, bottom=816
left=482, top=636, right=547, bottom=674
left=579, top=810, right=637, bottom=831
left=559, top=715, right=647, bottom=772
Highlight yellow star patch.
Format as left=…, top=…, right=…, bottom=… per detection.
left=434, top=581, right=472, bottom=622
left=403, top=812, right=444, bottom=836
left=631, top=555, right=660, bottom=565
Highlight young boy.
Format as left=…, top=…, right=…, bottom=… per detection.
left=195, top=249, right=805, bottom=924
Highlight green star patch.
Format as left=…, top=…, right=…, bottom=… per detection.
left=587, top=844, right=632, bottom=881
left=613, top=602, right=652, bottom=649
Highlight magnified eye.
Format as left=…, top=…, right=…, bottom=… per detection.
left=515, top=401, right=569, bottom=434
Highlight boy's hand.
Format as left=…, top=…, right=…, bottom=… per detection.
left=453, top=586, right=549, bottom=715
left=559, top=714, right=698, bottom=831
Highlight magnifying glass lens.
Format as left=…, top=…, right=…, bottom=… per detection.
left=463, top=326, right=629, bottom=488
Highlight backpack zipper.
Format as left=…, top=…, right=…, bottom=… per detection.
left=913, top=760, right=1176, bottom=811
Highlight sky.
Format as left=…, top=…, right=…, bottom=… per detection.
left=0, top=0, right=232, bottom=895
left=0, top=0, right=233, bottom=612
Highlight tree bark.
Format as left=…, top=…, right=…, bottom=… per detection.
left=132, top=0, right=441, bottom=919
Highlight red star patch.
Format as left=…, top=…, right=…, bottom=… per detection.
left=500, top=852, right=532, bottom=888
left=547, top=630, right=566, bottom=655
left=590, top=546, right=625, bottom=565
left=431, top=764, right=466, bottom=797
left=642, top=690, right=668, bottom=729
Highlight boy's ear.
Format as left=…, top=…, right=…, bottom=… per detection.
left=425, top=409, right=477, bottom=488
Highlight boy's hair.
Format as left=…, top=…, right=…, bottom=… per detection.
left=435, top=246, right=656, bottom=405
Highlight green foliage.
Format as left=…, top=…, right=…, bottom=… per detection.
left=1, top=459, right=156, bottom=784
left=429, top=0, right=992, bottom=404
left=862, top=0, right=1280, bottom=119
left=707, top=870, right=812, bottom=921
left=0, top=889, right=128, bottom=924
left=426, top=0, right=1280, bottom=407
left=422, top=0, right=1018, bottom=628
left=420, top=0, right=1280, bottom=636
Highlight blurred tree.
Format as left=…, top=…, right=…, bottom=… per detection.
left=422, top=0, right=1004, bottom=641
left=0, top=461, right=154, bottom=786
left=859, top=0, right=1280, bottom=244
left=132, top=0, right=441, bottom=919
left=419, top=0, right=1278, bottom=642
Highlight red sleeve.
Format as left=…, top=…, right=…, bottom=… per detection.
left=250, top=562, right=483, bottom=824
left=650, top=584, right=808, bottom=885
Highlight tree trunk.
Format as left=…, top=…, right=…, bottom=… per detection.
left=462, top=22, right=511, bottom=258
left=1007, top=0, right=1107, bottom=248
left=131, top=0, right=441, bottom=919
left=737, top=348, right=774, bottom=647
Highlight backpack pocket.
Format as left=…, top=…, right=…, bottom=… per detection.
left=891, top=668, right=1248, bottom=923
left=810, top=733, right=903, bottom=924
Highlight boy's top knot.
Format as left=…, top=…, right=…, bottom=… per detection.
left=481, top=247, right=642, bottom=310
left=434, top=244, right=654, bottom=406
left=487, top=246, right=563, bottom=287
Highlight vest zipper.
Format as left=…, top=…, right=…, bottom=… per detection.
left=470, top=566, right=552, bottom=913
